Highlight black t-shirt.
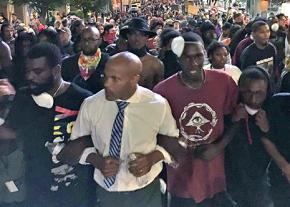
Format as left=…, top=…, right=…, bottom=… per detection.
left=268, top=93, right=290, bottom=185
left=226, top=115, right=270, bottom=184
left=6, top=83, right=93, bottom=205
left=240, top=42, right=277, bottom=76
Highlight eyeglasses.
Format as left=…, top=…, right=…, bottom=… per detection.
left=241, top=91, right=267, bottom=100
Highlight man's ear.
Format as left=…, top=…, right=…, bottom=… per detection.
left=132, top=74, right=140, bottom=85
left=251, top=32, right=255, bottom=40
left=52, top=64, right=61, bottom=77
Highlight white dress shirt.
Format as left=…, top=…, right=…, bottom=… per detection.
left=70, top=86, right=179, bottom=192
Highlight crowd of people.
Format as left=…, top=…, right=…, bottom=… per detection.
left=0, top=3, right=290, bottom=207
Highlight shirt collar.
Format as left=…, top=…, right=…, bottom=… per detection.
left=116, top=85, right=141, bottom=104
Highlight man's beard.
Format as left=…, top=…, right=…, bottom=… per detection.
left=28, top=76, right=54, bottom=96
left=82, top=48, right=98, bottom=56
left=260, top=40, right=269, bottom=47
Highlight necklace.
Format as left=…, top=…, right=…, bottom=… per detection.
left=53, top=81, right=64, bottom=97
left=178, top=72, right=204, bottom=89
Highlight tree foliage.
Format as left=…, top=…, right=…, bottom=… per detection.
left=12, top=0, right=67, bottom=20
left=69, top=0, right=94, bottom=13
left=70, top=0, right=111, bottom=12
left=11, top=0, right=111, bottom=20
left=69, top=0, right=111, bottom=18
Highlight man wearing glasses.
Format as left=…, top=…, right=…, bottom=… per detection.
left=61, top=26, right=109, bottom=93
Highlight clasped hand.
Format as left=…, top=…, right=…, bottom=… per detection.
left=232, top=103, right=269, bottom=133
left=94, top=153, right=154, bottom=178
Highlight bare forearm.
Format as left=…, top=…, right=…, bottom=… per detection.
left=215, top=121, right=241, bottom=150
left=157, top=134, right=186, bottom=160
left=262, top=138, right=289, bottom=171
left=86, top=152, right=102, bottom=169
left=148, top=150, right=164, bottom=165
left=194, top=122, right=240, bottom=161
left=57, top=135, right=93, bottom=165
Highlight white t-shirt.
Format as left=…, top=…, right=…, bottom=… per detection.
left=204, top=64, right=241, bottom=84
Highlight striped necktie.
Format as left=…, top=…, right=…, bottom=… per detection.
left=104, top=101, right=129, bottom=188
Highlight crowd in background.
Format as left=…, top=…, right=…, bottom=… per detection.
left=0, top=2, right=290, bottom=207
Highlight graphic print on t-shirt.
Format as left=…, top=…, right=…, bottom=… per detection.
left=179, top=102, right=218, bottom=145
left=256, top=57, right=274, bottom=73
left=49, top=106, right=79, bottom=192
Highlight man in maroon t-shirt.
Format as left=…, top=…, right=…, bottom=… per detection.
left=154, top=32, right=238, bottom=207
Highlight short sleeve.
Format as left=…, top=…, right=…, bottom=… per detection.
left=153, top=83, right=165, bottom=97
left=223, top=75, right=238, bottom=115
left=158, top=99, right=179, bottom=137
left=70, top=99, right=92, bottom=140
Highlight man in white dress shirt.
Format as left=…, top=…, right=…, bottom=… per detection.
left=69, top=51, right=179, bottom=207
